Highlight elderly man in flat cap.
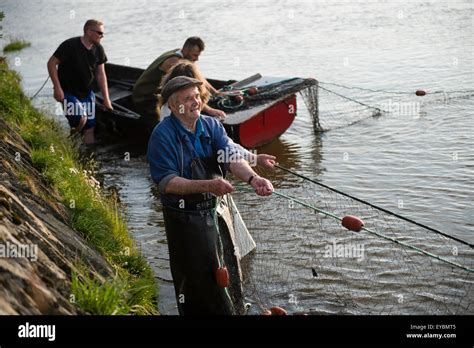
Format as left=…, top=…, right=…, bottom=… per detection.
left=147, top=76, right=273, bottom=315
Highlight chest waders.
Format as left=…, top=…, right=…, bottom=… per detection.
left=162, top=155, right=245, bottom=315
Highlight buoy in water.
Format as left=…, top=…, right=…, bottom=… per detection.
left=270, top=306, right=287, bottom=315
left=215, top=266, right=229, bottom=288
left=415, top=89, right=427, bottom=96
left=342, top=215, right=364, bottom=232
left=261, top=309, right=272, bottom=315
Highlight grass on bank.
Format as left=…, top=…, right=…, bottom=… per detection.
left=71, top=259, right=157, bottom=315
left=3, top=39, right=31, bottom=53
left=0, top=59, right=158, bottom=315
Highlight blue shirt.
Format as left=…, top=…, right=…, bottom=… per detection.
left=147, top=114, right=231, bottom=206
left=174, top=115, right=206, bottom=158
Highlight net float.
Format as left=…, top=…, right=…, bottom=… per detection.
left=270, top=306, right=287, bottom=315
left=261, top=309, right=272, bottom=315
left=215, top=266, right=229, bottom=288
left=415, top=89, right=427, bottom=96
left=233, top=95, right=244, bottom=103
left=342, top=215, right=364, bottom=232
left=247, top=87, right=258, bottom=96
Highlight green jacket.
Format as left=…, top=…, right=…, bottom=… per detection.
left=132, top=48, right=183, bottom=106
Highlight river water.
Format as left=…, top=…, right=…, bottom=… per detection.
left=1, top=0, right=472, bottom=314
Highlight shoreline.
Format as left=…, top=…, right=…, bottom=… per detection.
left=0, top=58, right=159, bottom=315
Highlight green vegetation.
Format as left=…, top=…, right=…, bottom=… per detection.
left=0, top=59, right=158, bottom=315
left=70, top=261, right=158, bottom=315
left=3, top=39, right=31, bottom=53
left=71, top=270, right=130, bottom=315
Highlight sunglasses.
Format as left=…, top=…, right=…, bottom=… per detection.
left=90, top=29, right=104, bottom=37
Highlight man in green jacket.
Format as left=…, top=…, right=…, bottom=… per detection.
left=132, top=37, right=206, bottom=133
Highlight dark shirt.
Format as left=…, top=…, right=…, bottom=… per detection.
left=53, top=37, right=107, bottom=99
left=147, top=114, right=231, bottom=207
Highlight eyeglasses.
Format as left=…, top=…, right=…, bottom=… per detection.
left=90, top=29, right=104, bottom=37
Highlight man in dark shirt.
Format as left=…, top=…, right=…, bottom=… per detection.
left=47, top=19, right=113, bottom=144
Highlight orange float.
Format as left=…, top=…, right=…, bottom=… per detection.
left=270, top=306, right=287, bottom=315
left=247, top=87, right=258, bottom=96
left=215, top=266, right=229, bottom=288
left=415, top=89, right=427, bottom=96
left=341, top=215, right=364, bottom=232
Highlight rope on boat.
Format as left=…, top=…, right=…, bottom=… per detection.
left=210, top=77, right=305, bottom=111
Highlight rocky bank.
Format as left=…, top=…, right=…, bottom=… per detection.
left=0, top=117, right=113, bottom=314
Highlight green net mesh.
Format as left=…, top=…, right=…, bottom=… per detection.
left=229, top=171, right=473, bottom=315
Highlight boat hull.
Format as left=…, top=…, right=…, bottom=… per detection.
left=224, top=95, right=297, bottom=148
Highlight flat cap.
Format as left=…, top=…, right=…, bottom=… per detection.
left=160, top=76, right=202, bottom=106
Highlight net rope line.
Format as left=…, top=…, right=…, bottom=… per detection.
left=319, top=80, right=474, bottom=96
left=234, top=184, right=472, bottom=273
left=299, top=80, right=474, bottom=132
left=318, top=84, right=386, bottom=113
left=274, top=164, right=474, bottom=249
left=30, top=76, right=50, bottom=100
left=232, top=180, right=473, bottom=314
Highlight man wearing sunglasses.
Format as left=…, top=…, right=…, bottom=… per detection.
left=47, top=19, right=113, bottom=144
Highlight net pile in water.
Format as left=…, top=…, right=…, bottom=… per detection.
left=230, top=174, right=473, bottom=315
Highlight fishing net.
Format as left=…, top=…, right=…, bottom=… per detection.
left=229, top=168, right=473, bottom=315
left=300, top=81, right=474, bottom=132
left=208, top=75, right=474, bottom=133
left=208, top=78, right=317, bottom=112
left=301, top=82, right=383, bottom=131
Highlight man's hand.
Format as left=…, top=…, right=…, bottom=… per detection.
left=53, top=86, right=64, bottom=103
left=208, top=178, right=235, bottom=196
left=103, top=98, right=114, bottom=110
left=250, top=176, right=273, bottom=196
left=257, top=154, right=276, bottom=169
left=206, top=107, right=226, bottom=120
